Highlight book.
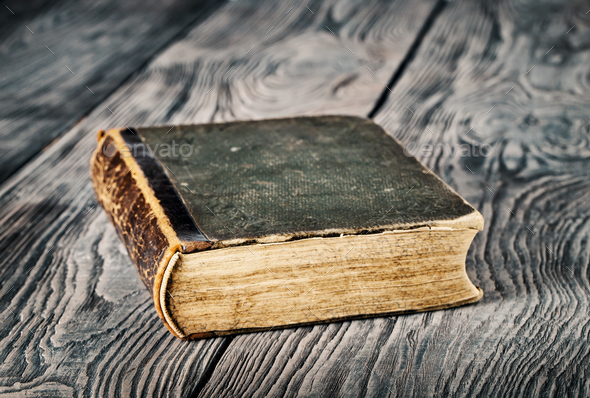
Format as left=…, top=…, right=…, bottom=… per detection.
left=90, top=116, right=484, bottom=339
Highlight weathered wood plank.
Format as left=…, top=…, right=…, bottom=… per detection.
left=0, top=0, right=222, bottom=184
left=0, top=0, right=436, bottom=395
left=196, top=0, right=590, bottom=397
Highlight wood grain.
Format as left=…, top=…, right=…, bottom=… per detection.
left=0, top=0, right=436, bottom=395
left=195, top=0, right=590, bottom=397
left=0, top=0, right=221, bottom=184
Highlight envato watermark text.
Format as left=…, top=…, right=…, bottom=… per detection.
left=403, top=142, right=493, bottom=158
left=103, top=141, right=193, bottom=158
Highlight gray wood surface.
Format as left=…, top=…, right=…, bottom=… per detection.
left=0, top=0, right=437, bottom=396
left=195, top=0, right=590, bottom=397
left=0, top=0, right=222, bottom=184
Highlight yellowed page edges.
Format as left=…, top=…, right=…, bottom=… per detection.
left=160, top=251, right=185, bottom=338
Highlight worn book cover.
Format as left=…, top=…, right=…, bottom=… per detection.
left=90, top=116, right=483, bottom=339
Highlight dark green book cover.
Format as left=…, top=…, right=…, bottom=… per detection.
left=139, top=116, right=480, bottom=242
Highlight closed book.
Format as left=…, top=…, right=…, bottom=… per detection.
left=90, top=116, right=483, bottom=339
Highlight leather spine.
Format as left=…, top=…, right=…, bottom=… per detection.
left=90, top=127, right=210, bottom=338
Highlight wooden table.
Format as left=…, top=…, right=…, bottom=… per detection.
left=1, top=0, right=589, bottom=396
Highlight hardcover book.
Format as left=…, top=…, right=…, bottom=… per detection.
left=90, top=116, right=484, bottom=339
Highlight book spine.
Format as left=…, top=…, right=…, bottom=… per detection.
left=90, top=128, right=208, bottom=338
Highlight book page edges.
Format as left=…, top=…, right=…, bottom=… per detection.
left=171, top=228, right=483, bottom=339
left=160, top=252, right=186, bottom=337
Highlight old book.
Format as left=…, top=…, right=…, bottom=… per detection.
left=90, top=116, right=484, bottom=339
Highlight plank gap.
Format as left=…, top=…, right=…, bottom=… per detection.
left=189, top=336, right=234, bottom=398
left=367, top=0, right=447, bottom=119
left=0, top=0, right=227, bottom=187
